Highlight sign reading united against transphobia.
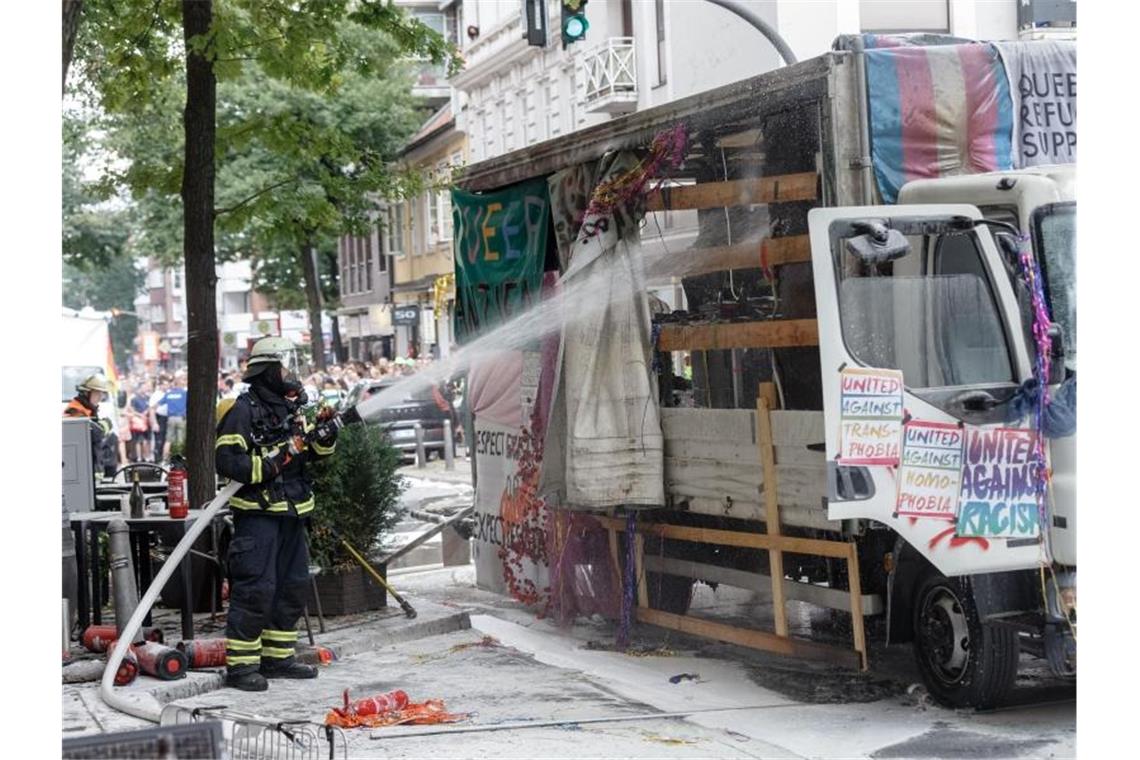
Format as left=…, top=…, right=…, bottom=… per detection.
left=896, top=420, right=963, bottom=520
left=838, top=367, right=904, bottom=466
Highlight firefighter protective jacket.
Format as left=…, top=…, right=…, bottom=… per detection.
left=215, top=387, right=336, bottom=516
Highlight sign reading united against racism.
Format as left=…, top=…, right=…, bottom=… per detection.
left=896, top=420, right=963, bottom=520
left=838, top=367, right=904, bottom=465
left=955, top=427, right=1040, bottom=539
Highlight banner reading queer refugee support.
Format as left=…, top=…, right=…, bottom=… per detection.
left=451, top=178, right=551, bottom=342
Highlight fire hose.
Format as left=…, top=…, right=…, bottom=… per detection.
left=100, top=408, right=364, bottom=722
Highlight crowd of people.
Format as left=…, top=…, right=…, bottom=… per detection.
left=111, top=354, right=442, bottom=469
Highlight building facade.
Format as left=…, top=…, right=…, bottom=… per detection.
left=132, top=258, right=318, bottom=371
left=336, top=219, right=394, bottom=363
left=450, top=0, right=1072, bottom=167
left=389, top=105, right=467, bottom=360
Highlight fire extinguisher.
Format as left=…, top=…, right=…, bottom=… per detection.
left=167, top=455, right=188, bottom=519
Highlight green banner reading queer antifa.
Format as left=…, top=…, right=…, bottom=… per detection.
left=451, top=177, right=550, bottom=343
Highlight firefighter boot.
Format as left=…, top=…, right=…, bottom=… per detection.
left=225, top=669, right=269, bottom=692
left=260, top=657, right=318, bottom=679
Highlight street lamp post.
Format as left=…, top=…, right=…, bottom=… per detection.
left=704, top=0, right=798, bottom=66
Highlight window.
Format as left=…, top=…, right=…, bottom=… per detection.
left=860, top=0, right=949, bottom=33
left=387, top=205, right=405, bottom=257
left=655, top=0, right=667, bottom=87
left=1033, top=202, right=1076, bottom=369
left=364, top=234, right=373, bottom=292
left=523, top=86, right=538, bottom=144
left=835, top=221, right=1013, bottom=390
left=501, top=100, right=515, bottom=152
left=543, top=79, right=561, bottom=138
left=171, top=270, right=183, bottom=293
left=376, top=229, right=387, bottom=272
left=410, top=196, right=421, bottom=254
left=339, top=238, right=348, bottom=293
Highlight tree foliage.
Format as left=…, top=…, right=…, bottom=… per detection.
left=66, top=0, right=456, bottom=504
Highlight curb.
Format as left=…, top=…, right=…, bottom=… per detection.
left=140, top=605, right=471, bottom=706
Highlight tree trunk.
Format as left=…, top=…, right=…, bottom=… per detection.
left=324, top=250, right=347, bottom=363
left=62, top=0, right=84, bottom=95
left=181, top=0, right=219, bottom=511
left=301, top=242, right=327, bottom=370
left=330, top=309, right=346, bottom=363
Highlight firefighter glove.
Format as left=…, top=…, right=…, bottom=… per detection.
left=261, top=448, right=293, bottom=481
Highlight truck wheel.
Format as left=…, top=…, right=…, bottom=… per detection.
left=912, top=570, right=1018, bottom=709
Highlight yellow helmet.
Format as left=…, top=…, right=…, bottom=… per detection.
left=77, top=374, right=112, bottom=394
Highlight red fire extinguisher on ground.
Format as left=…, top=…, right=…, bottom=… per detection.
left=167, top=456, right=188, bottom=519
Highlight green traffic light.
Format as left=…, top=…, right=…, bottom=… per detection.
left=563, top=14, right=588, bottom=41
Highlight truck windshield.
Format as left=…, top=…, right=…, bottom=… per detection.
left=1033, top=203, right=1076, bottom=371
left=834, top=220, right=1014, bottom=391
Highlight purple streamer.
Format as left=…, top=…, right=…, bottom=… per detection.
left=1017, top=234, right=1054, bottom=556
left=616, top=511, right=637, bottom=650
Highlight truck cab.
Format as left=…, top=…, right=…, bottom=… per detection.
left=810, top=179, right=1076, bottom=706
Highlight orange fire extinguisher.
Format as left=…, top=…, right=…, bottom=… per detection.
left=167, top=456, right=188, bottom=519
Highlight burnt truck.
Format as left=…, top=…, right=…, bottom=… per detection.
left=453, top=38, right=1075, bottom=708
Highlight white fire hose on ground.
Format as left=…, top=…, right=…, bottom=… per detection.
left=99, top=481, right=242, bottom=722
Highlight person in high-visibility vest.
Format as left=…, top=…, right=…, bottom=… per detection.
left=215, top=337, right=338, bottom=692
left=64, top=374, right=113, bottom=475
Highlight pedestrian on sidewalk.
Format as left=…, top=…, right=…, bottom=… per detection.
left=216, top=336, right=340, bottom=692
left=161, top=371, right=188, bottom=462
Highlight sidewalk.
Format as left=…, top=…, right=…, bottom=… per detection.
left=398, top=455, right=475, bottom=488
left=62, top=599, right=470, bottom=740
left=64, top=564, right=1076, bottom=759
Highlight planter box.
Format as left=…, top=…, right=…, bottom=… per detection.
left=308, top=565, right=387, bottom=616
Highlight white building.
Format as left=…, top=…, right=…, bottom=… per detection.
left=132, top=259, right=332, bottom=371
left=450, top=0, right=1071, bottom=165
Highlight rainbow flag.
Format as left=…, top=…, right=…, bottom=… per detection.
left=865, top=43, right=1015, bottom=203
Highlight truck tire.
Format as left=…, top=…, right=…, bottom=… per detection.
left=912, top=570, right=1019, bottom=709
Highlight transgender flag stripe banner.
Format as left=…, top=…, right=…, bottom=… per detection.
left=865, top=43, right=1014, bottom=203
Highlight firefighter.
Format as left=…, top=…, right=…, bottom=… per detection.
left=65, top=374, right=114, bottom=475
left=215, top=337, right=339, bottom=692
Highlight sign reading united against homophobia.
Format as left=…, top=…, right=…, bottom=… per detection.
left=838, top=367, right=904, bottom=465
left=896, top=420, right=963, bottom=520
left=955, top=427, right=1040, bottom=539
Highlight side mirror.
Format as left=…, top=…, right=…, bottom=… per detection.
left=846, top=222, right=911, bottom=263
left=1047, top=324, right=1066, bottom=385
left=995, top=232, right=1021, bottom=269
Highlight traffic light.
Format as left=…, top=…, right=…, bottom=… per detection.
left=560, top=0, right=589, bottom=48
left=524, top=0, right=547, bottom=47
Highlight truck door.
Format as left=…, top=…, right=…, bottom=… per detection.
left=809, top=205, right=1047, bottom=576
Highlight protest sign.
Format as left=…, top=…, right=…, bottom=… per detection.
left=896, top=420, right=963, bottom=520
left=955, top=427, right=1040, bottom=539
left=838, top=367, right=904, bottom=466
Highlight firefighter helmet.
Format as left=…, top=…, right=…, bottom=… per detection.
left=244, top=336, right=300, bottom=381
left=77, top=374, right=112, bottom=394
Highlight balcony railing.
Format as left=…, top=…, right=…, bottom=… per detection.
left=582, top=37, right=637, bottom=114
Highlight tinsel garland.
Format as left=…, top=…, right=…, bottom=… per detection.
left=616, top=511, right=637, bottom=650
left=581, top=124, right=689, bottom=235
left=1017, top=234, right=1054, bottom=555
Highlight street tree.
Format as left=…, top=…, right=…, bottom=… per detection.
left=68, top=0, right=455, bottom=510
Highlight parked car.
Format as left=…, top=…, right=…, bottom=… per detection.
left=342, top=378, right=458, bottom=462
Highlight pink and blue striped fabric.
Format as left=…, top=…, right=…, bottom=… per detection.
left=865, top=42, right=1014, bottom=203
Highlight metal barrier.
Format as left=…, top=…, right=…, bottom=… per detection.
left=160, top=704, right=348, bottom=759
